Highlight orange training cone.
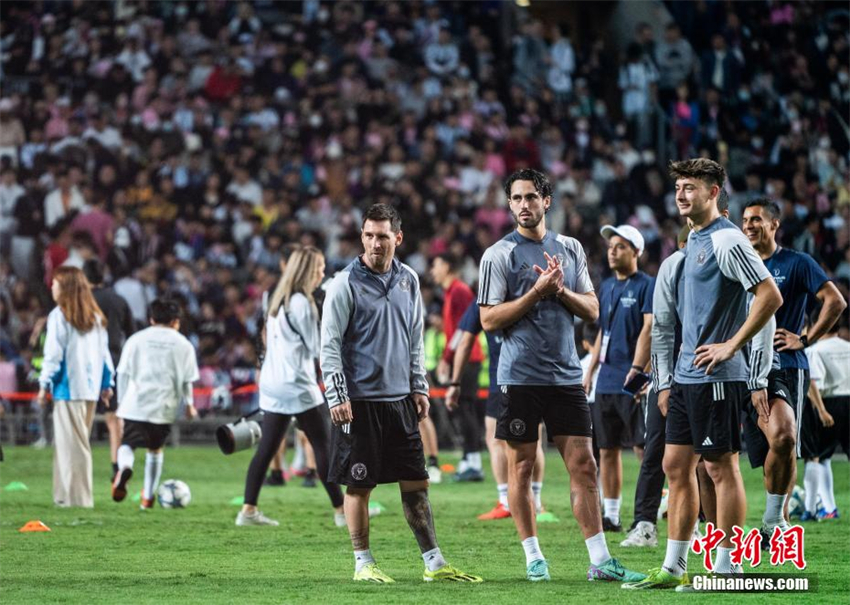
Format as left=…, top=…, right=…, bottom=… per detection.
left=19, top=520, right=51, bottom=533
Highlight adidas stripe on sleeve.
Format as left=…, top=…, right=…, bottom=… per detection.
left=477, top=243, right=510, bottom=306
left=712, top=229, right=772, bottom=291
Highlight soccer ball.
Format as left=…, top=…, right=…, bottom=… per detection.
left=157, top=479, right=191, bottom=509
left=788, top=485, right=805, bottom=518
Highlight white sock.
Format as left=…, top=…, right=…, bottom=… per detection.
left=466, top=452, right=482, bottom=471
left=531, top=482, right=543, bottom=511
left=117, top=444, right=134, bottom=472
left=292, top=439, right=305, bottom=471
left=497, top=483, right=509, bottom=510
left=715, top=546, right=733, bottom=573
left=143, top=452, right=163, bottom=501
left=820, top=459, right=836, bottom=512
left=763, top=492, right=787, bottom=526
left=604, top=497, right=621, bottom=525
left=585, top=531, right=611, bottom=566
left=521, top=536, right=544, bottom=565
left=662, top=539, right=690, bottom=578
left=804, top=461, right=821, bottom=513
left=354, top=549, right=375, bottom=572
left=422, top=547, right=447, bottom=572
left=457, top=458, right=469, bottom=474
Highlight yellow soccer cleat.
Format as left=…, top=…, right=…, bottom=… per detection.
left=353, top=563, right=396, bottom=583
left=423, top=564, right=483, bottom=583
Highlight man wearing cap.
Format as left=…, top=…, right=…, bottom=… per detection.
left=583, top=225, right=654, bottom=533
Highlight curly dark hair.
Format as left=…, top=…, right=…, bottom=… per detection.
left=503, top=169, right=553, bottom=200
left=668, top=158, right=727, bottom=190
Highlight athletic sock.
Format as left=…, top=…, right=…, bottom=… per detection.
left=603, top=497, right=622, bottom=525
left=714, top=546, right=733, bottom=573
left=804, top=461, right=821, bottom=514
left=422, top=547, right=447, bottom=572
left=531, top=482, right=543, bottom=511
left=521, top=536, right=544, bottom=565
left=585, top=532, right=612, bottom=566
left=117, top=444, right=134, bottom=472
left=428, top=455, right=439, bottom=468
left=354, top=549, right=375, bottom=572
left=467, top=452, right=482, bottom=471
left=763, top=492, right=787, bottom=526
left=143, top=452, right=164, bottom=501
left=662, top=539, right=690, bottom=578
left=112, top=462, right=119, bottom=476
left=820, top=459, right=836, bottom=512
left=497, top=483, right=509, bottom=510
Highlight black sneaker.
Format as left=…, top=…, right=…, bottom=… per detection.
left=454, top=468, right=485, bottom=482
left=302, top=469, right=317, bottom=488
left=602, top=516, right=623, bottom=532
left=264, top=471, right=286, bottom=486
left=112, top=468, right=133, bottom=502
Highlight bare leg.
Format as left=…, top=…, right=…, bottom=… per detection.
left=399, top=479, right=438, bottom=553
left=553, top=435, right=602, bottom=538
left=420, top=417, right=439, bottom=462
left=533, top=425, right=545, bottom=482
left=703, top=453, right=746, bottom=548
left=697, top=460, right=717, bottom=525
left=760, top=399, right=797, bottom=496
left=633, top=445, right=644, bottom=463
left=345, top=487, right=372, bottom=550
left=485, top=417, right=507, bottom=483
left=663, top=445, right=700, bottom=540
left=270, top=441, right=286, bottom=473
left=105, top=412, right=122, bottom=471
left=600, top=448, right=622, bottom=500
left=505, top=440, right=537, bottom=539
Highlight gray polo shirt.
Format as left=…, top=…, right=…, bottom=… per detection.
left=478, top=229, right=594, bottom=386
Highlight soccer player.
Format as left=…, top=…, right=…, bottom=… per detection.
left=445, top=300, right=546, bottom=519
left=112, top=298, right=200, bottom=510
left=321, top=203, right=481, bottom=584
left=802, top=320, right=850, bottom=519
left=740, top=199, right=846, bottom=536
left=624, top=158, right=783, bottom=590
left=478, top=168, right=644, bottom=583
left=583, top=224, right=653, bottom=532
left=431, top=253, right=485, bottom=481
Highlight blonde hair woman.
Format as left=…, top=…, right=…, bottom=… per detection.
left=236, top=246, right=345, bottom=526
left=37, top=266, right=114, bottom=507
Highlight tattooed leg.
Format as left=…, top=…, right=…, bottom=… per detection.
left=400, top=484, right=438, bottom=553
left=345, top=487, right=372, bottom=550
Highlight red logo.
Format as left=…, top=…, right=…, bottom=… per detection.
left=730, top=526, right=763, bottom=568
left=691, top=522, right=725, bottom=572
left=769, top=525, right=807, bottom=570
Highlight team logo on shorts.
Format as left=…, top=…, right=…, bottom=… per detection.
left=351, top=463, right=368, bottom=480
left=509, top=419, right=526, bottom=436
left=696, top=248, right=707, bottom=265
left=399, top=276, right=411, bottom=292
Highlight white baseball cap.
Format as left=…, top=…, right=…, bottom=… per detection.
left=600, top=224, right=645, bottom=256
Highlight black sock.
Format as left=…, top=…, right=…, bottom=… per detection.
left=112, top=462, right=118, bottom=475
left=428, top=456, right=439, bottom=467
left=270, top=469, right=283, bottom=480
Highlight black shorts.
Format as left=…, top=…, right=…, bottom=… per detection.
left=801, top=395, right=849, bottom=460
left=591, top=393, right=646, bottom=449
left=666, top=382, right=745, bottom=455
left=485, top=391, right=504, bottom=419
left=496, top=384, right=592, bottom=443
left=328, top=397, right=428, bottom=488
left=96, top=389, right=118, bottom=414
left=121, top=419, right=171, bottom=450
left=741, top=368, right=806, bottom=468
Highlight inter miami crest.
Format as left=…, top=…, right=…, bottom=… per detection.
left=351, top=463, right=368, bottom=480
left=696, top=247, right=708, bottom=265
left=509, top=419, right=526, bottom=436
left=398, top=275, right=411, bottom=292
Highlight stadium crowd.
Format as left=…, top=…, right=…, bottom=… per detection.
left=0, top=0, right=848, bottom=422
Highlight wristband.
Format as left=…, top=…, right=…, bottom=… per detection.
left=800, top=335, right=809, bottom=348
left=631, top=365, right=644, bottom=371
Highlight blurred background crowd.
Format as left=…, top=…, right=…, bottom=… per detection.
left=1, top=0, right=848, bottom=424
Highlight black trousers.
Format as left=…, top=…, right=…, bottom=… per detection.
left=632, top=389, right=667, bottom=525
left=244, top=405, right=344, bottom=508
left=457, top=362, right=484, bottom=456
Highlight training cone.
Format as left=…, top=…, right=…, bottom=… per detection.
left=439, top=463, right=456, bottom=473
left=4, top=481, right=29, bottom=492
left=230, top=496, right=245, bottom=506
left=19, top=520, right=51, bottom=533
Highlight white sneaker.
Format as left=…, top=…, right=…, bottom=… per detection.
left=620, top=521, right=658, bottom=547
left=334, top=512, right=347, bottom=528
left=657, top=488, right=669, bottom=520
left=368, top=504, right=382, bottom=518
left=236, top=510, right=279, bottom=526
left=31, top=437, right=48, bottom=449
left=428, top=465, right=442, bottom=484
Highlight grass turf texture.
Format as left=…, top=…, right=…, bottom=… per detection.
left=1, top=446, right=847, bottom=604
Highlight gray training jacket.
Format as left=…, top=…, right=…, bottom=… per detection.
left=320, top=256, right=429, bottom=408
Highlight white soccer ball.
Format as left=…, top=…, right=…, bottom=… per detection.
left=788, top=485, right=805, bottom=517
left=157, top=479, right=191, bottom=509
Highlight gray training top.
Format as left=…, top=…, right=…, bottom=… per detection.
left=320, top=256, right=429, bottom=408
left=674, top=216, right=773, bottom=385
left=478, top=229, right=594, bottom=386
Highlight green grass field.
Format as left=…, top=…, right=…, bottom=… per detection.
left=1, top=446, right=847, bottom=604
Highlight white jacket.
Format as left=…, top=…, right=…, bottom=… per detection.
left=39, top=307, right=113, bottom=401
left=260, top=293, right=324, bottom=415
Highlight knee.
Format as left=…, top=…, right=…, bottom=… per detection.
left=511, top=457, right=535, bottom=483
left=703, top=460, right=736, bottom=485
left=568, top=452, right=598, bottom=483
left=771, top=429, right=796, bottom=456
left=663, top=455, right=689, bottom=483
